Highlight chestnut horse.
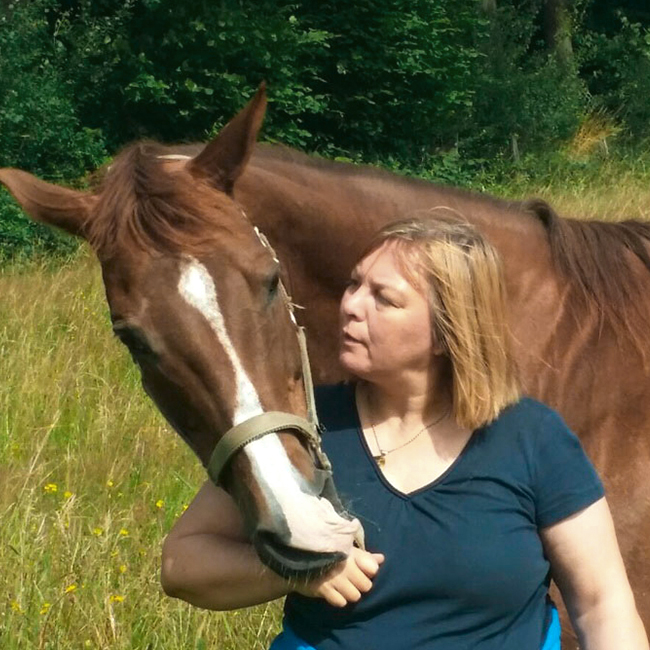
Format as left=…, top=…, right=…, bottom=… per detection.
left=2, top=87, right=650, bottom=646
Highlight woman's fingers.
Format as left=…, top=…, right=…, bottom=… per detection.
left=321, top=584, right=349, bottom=608
left=293, top=548, right=385, bottom=606
left=326, top=549, right=384, bottom=605
left=330, top=579, right=362, bottom=606
left=354, top=549, right=385, bottom=577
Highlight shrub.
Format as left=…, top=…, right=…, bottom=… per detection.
left=0, top=0, right=107, bottom=260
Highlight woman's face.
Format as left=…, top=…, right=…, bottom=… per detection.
left=339, top=242, right=435, bottom=381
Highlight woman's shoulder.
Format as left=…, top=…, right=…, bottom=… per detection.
left=484, top=396, right=580, bottom=456
left=492, top=395, right=565, bottom=432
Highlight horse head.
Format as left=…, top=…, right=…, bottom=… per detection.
left=0, top=85, right=361, bottom=579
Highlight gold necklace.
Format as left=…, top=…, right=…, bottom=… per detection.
left=368, top=399, right=450, bottom=468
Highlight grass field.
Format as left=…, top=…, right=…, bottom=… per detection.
left=1, top=161, right=650, bottom=649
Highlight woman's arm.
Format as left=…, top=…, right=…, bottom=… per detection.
left=161, top=480, right=383, bottom=610
left=541, top=497, right=648, bottom=650
left=161, top=480, right=290, bottom=610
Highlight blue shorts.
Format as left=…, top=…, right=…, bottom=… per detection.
left=269, top=604, right=562, bottom=650
left=269, top=622, right=316, bottom=650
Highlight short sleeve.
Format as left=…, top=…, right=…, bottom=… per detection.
left=533, top=408, right=605, bottom=528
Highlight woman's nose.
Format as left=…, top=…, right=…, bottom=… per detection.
left=341, top=287, right=363, bottom=320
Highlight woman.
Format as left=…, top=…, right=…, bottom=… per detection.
left=161, top=216, right=648, bottom=649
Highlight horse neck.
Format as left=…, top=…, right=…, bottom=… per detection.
left=235, top=153, right=550, bottom=284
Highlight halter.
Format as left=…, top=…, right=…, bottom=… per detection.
left=159, top=153, right=364, bottom=549
left=204, top=223, right=332, bottom=480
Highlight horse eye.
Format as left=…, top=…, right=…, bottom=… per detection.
left=112, top=324, right=155, bottom=360
left=266, top=270, right=281, bottom=301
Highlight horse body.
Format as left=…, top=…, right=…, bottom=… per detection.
left=237, top=146, right=650, bottom=643
left=2, top=87, right=650, bottom=644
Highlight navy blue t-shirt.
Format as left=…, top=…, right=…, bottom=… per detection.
left=284, top=383, right=605, bottom=649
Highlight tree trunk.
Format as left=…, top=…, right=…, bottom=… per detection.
left=481, top=0, right=497, bottom=15
left=543, top=0, right=574, bottom=65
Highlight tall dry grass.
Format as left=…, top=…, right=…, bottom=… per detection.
left=1, top=164, right=649, bottom=649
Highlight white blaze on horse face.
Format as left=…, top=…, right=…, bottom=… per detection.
left=178, top=258, right=262, bottom=424
left=177, top=258, right=359, bottom=555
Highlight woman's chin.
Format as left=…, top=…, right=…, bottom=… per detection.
left=339, top=352, right=370, bottom=379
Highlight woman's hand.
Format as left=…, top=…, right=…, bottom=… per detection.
left=293, top=547, right=385, bottom=607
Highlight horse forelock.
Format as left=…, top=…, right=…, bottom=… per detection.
left=87, top=141, right=237, bottom=259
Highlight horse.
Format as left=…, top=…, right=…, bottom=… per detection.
left=2, top=86, right=650, bottom=647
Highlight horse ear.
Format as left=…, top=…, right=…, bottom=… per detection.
left=189, top=82, right=267, bottom=193
left=0, top=168, right=95, bottom=238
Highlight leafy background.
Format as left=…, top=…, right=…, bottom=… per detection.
left=2, top=0, right=650, bottom=258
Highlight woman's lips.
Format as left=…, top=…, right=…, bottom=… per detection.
left=341, top=331, right=362, bottom=345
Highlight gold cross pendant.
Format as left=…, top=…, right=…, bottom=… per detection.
left=373, top=453, right=386, bottom=468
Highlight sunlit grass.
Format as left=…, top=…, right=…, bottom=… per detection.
left=1, top=159, right=649, bottom=648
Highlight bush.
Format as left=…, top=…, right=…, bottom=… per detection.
left=296, top=0, right=484, bottom=160
left=0, top=0, right=107, bottom=260
left=464, top=2, right=586, bottom=162
left=578, top=15, right=650, bottom=138
left=60, top=0, right=333, bottom=149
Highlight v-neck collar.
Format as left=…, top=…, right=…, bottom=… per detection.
left=347, top=383, right=480, bottom=499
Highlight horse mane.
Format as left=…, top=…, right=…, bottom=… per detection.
left=86, top=141, right=233, bottom=258
left=525, top=198, right=650, bottom=347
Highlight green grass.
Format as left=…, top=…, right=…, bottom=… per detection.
left=1, top=155, right=649, bottom=648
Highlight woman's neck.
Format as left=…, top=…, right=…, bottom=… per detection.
left=359, top=365, right=452, bottom=430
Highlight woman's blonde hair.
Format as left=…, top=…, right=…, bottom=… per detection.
left=363, top=211, right=521, bottom=429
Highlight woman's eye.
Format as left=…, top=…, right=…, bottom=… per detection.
left=375, top=293, right=394, bottom=307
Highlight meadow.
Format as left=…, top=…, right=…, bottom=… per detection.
left=2, top=158, right=650, bottom=649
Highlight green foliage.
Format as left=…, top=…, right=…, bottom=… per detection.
left=3, top=0, right=650, bottom=262
left=296, top=0, right=484, bottom=160
left=579, top=15, right=650, bottom=137
left=60, top=0, right=333, bottom=149
left=466, top=2, right=586, bottom=160
left=0, top=0, right=107, bottom=177
left=0, top=0, right=107, bottom=260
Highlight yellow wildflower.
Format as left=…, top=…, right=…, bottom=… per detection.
left=109, top=594, right=124, bottom=603
left=119, top=564, right=127, bottom=574
left=65, top=584, right=77, bottom=594
left=155, top=499, right=164, bottom=509
left=44, top=483, right=58, bottom=494
left=92, top=527, right=103, bottom=536
left=63, top=491, right=73, bottom=499
left=119, top=528, right=129, bottom=537
left=40, top=602, right=51, bottom=615
left=106, top=480, right=114, bottom=488
left=10, top=600, right=23, bottom=614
